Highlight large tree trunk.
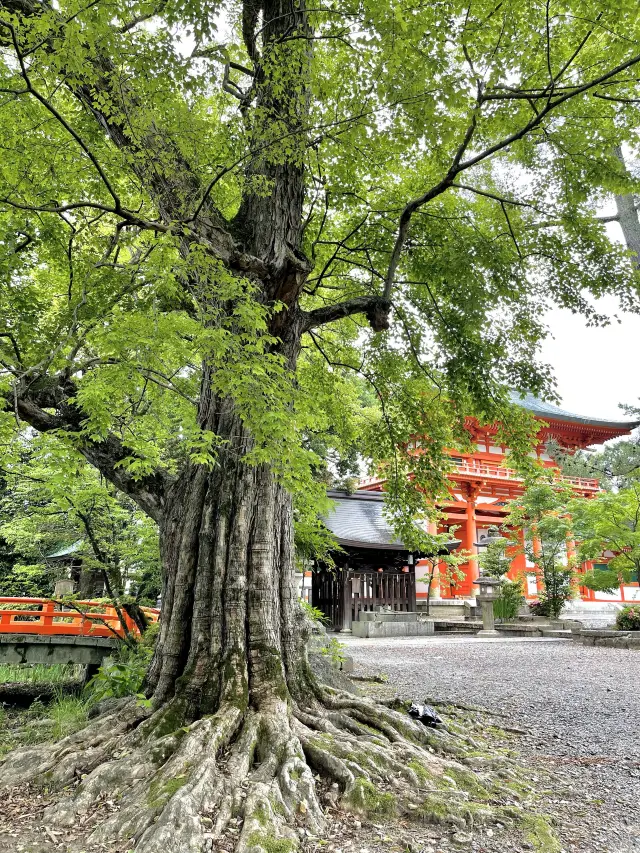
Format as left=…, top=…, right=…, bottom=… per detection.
left=0, top=389, right=497, bottom=853
left=147, top=403, right=308, bottom=719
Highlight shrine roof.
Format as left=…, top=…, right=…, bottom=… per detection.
left=323, top=490, right=459, bottom=554
left=510, top=391, right=640, bottom=431
left=324, top=490, right=404, bottom=550
left=45, top=540, right=83, bottom=560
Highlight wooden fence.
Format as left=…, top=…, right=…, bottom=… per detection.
left=312, top=570, right=416, bottom=631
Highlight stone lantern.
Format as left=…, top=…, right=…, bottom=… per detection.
left=473, top=526, right=507, bottom=637
left=472, top=576, right=503, bottom=637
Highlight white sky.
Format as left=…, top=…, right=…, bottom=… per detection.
left=540, top=218, right=640, bottom=423
left=542, top=297, right=640, bottom=421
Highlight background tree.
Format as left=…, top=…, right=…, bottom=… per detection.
left=570, top=486, right=640, bottom=594
left=414, top=524, right=468, bottom=616
left=478, top=530, right=525, bottom=622
left=0, top=434, right=161, bottom=602
left=3, top=0, right=640, bottom=849
left=550, top=437, right=640, bottom=491
left=507, top=483, right=576, bottom=619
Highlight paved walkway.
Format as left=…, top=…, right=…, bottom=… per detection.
left=342, top=635, right=640, bottom=853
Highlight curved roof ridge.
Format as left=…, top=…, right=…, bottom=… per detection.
left=509, top=391, right=640, bottom=430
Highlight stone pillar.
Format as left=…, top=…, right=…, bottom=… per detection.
left=54, top=578, right=75, bottom=597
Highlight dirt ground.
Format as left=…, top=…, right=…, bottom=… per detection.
left=343, top=634, right=640, bottom=853
left=1, top=634, right=637, bottom=853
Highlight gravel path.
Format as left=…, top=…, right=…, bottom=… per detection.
left=342, top=635, right=640, bottom=853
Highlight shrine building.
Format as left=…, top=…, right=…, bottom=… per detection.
left=353, top=393, right=640, bottom=607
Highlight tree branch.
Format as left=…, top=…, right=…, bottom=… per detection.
left=7, top=385, right=169, bottom=522
left=382, top=50, right=640, bottom=299
left=302, top=295, right=392, bottom=333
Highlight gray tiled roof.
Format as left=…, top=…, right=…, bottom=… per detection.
left=323, top=490, right=405, bottom=550
left=509, top=391, right=640, bottom=430
left=45, top=540, right=83, bottom=559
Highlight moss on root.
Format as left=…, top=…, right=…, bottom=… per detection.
left=246, top=833, right=297, bottom=853
left=521, top=814, right=561, bottom=853
left=407, top=759, right=435, bottom=784
left=416, top=794, right=468, bottom=830
left=344, top=778, right=397, bottom=818
left=440, top=766, right=492, bottom=801
left=147, top=774, right=189, bottom=808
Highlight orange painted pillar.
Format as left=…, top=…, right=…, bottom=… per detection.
left=532, top=532, right=542, bottom=595
left=506, top=528, right=525, bottom=580
left=428, top=520, right=440, bottom=599
left=566, top=537, right=581, bottom=598
left=464, top=498, right=478, bottom=597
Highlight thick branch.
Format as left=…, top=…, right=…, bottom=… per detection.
left=9, top=389, right=168, bottom=522
left=302, top=295, right=391, bottom=332
left=612, top=145, right=640, bottom=267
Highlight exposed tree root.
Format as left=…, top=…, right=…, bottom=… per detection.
left=0, top=687, right=542, bottom=853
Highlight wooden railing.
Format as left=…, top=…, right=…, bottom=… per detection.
left=360, top=464, right=599, bottom=492
left=312, top=570, right=416, bottom=631
left=450, top=459, right=599, bottom=491
left=0, top=598, right=159, bottom=639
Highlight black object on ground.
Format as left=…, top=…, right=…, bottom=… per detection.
left=408, top=702, right=442, bottom=727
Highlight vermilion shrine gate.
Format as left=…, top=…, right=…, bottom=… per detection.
left=314, top=393, right=640, bottom=626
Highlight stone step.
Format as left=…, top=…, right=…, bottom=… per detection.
left=540, top=629, right=573, bottom=638
left=351, top=619, right=435, bottom=638
left=434, top=620, right=479, bottom=633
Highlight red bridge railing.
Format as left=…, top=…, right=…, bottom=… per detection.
left=0, top=597, right=159, bottom=640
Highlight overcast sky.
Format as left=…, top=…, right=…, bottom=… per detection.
left=540, top=215, right=640, bottom=423
left=542, top=298, right=640, bottom=421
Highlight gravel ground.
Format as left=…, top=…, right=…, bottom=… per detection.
left=342, top=635, right=640, bottom=853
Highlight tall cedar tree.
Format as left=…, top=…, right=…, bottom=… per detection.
left=3, top=1, right=640, bottom=850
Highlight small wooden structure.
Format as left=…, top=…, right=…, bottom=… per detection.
left=313, top=565, right=416, bottom=632
left=312, top=490, right=454, bottom=631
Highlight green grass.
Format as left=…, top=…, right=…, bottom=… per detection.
left=0, top=663, right=83, bottom=684
left=0, top=693, right=90, bottom=757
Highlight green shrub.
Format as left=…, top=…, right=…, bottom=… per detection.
left=615, top=605, right=640, bottom=631
left=320, top=636, right=346, bottom=666
left=85, top=640, right=152, bottom=702
left=494, top=579, right=525, bottom=621
left=299, top=600, right=327, bottom=625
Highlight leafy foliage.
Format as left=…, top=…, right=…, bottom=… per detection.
left=507, top=483, right=576, bottom=619
left=1, top=0, right=640, bottom=548
left=85, top=633, right=156, bottom=702
left=615, top=605, right=640, bottom=631
left=571, top=486, right=640, bottom=593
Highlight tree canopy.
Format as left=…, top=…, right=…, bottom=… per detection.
left=2, top=0, right=640, bottom=517
left=571, top=485, right=640, bottom=591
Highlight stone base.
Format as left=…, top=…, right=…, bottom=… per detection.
left=574, top=629, right=640, bottom=649
left=358, top=610, right=417, bottom=623
left=351, top=618, right=435, bottom=638
left=475, top=629, right=500, bottom=638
